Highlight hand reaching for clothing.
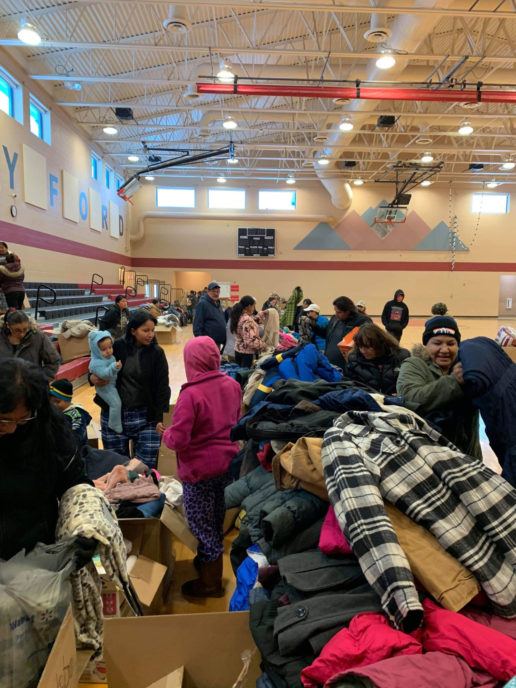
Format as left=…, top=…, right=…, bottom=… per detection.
left=452, top=362, right=464, bottom=385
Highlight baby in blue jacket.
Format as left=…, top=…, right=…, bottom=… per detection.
left=88, top=330, right=123, bottom=433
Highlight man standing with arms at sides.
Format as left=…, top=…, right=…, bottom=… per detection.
left=193, top=282, right=227, bottom=351
left=382, top=289, right=410, bottom=342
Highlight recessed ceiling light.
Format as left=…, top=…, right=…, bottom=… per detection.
left=318, top=157, right=330, bottom=166
left=128, top=155, right=139, bottom=162
left=420, top=152, right=434, bottom=163
left=415, top=137, right=433, bottom=145
left=353, top=178, right=364, bottom=186
left=217, top=176, right=226, bottom=183
left=458, top=122, right=474, bottom=136
left=501, top=160, right=515, bottom=171
left=486, top=180, right=499, bottom=189
left=339, top=119, right=354, bottom=132
left=18, top=21, right=41, bottom=46
left=227, top=157, right=239, bottom=164
left=375, top=50, right=396, bottom=70
left=222, top=117, right=238, bottom=130
left=420, top=180, right=432, bottom=187
left=103, top=126, right=118, bottom=135
left=286, top=177, right=296, bottom=185
left=144, top=175, right=155, bottom=181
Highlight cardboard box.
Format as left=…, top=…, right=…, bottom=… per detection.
left=57, top=333, right=91, bottom=362
left=147, top=667, right=185, bottom=688
left=155, top=325, right=177, bottom=345
left=503, top=346, right=516, bottom=363
left=37, top=607, right=78, bottom=688
left=104, top=611, right=260, bottom=688
left=160, top=503, right=198, bottom=554
left=128, top=555, right=168, bottom=614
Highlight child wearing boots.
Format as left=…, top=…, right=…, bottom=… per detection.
left=158, top=336, right=241, bottom=598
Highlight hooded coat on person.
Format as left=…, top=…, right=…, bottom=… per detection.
left=381, top=289, right=410, bottom=339
left=346, top=347, right=410, bottom=395
left=88, top=330, right=122, bottom=433
left=280, top=287, right=303, bottom=329
left=192, top=293, right=227, bottom=346
left=459, top=336, right=516, bottom=486
left=162, top=336, right=242, bottom=483
left=0, top=255, right=25, bottom=295
left=0, top=317, right=60, bottom=380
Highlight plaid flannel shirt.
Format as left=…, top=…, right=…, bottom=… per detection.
left=322, top=409, right=516, bottom=630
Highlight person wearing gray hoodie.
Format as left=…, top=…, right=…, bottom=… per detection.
left=88, top=330, right=123, bottom=433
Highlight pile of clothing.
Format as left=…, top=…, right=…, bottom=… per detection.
left=225, top=380, right=516, bottom=688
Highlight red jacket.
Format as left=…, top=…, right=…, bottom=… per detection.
left=162, top=336, right=241, bottom=483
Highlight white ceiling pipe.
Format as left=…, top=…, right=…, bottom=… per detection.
left=314, top=0, right=459, bottom=209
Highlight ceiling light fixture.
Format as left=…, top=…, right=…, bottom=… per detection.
left=227, top=157, right=239, bottom=165
left=217, top=60, right=235, bottom=84
left=420, top=180, right=432, bottom=187
left=102, top=126, right=118, bottom=135
left=353, top=178, right=364, bottom=186
left=63, top=81, right=82, bottom=91
left=339, top=118, right=354, bottom=132
left=222, top=117, right=238, bottom=130
left=375, top=49, right=396, bottom=70
left=144, top=175, right=155, bottom=181
left=128, top=155, right=139, bottom=162
left=18, top=21, right=41, bottom=46
left=458, top=121, right=474, bottom=136
left=217, top=176, right=226, bottom=183
left=486, top=180, right=499, bottom=189
left=286, top=177, right=296, bottom=185
left=420, top=152, right=434, bottom=164
left=501, top=160, right=515, bottom=171
left=318, top=157, right=330, bottom=166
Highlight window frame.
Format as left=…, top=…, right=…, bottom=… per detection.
left=0, top=67, right=23, bottom=123
left=208, top=187, right=246, bottom=210
left=29, top=94, right=51, bottom=144
left=91, top=152, right=101, bottom=181
left=115, top=174, right=124, bottom=191
left=0, top=75, right=13, bottom=117
left=105, top=164, right=113, bottom=189
left=156, top=186, right=196, bottom=209
left=471, top=192, right=510, bottom=215
left=258, top=189, right=297, bottom=211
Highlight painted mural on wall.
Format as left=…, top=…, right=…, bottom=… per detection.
left=295, top=201, right=469, bottom=252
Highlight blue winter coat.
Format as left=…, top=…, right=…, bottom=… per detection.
left=250, top=343, right=343, bottom=407
left=460, top=336, right=516, bottom=486
left=192, top=294, right=227, bottom=345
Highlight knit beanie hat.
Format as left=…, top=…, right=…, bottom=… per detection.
left=49, top=378, right=73, bottom=402
left=422, top=316, right=461, bottom=345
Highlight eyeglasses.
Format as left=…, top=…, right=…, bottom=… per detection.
left=0, top=411, right=38, bottom=427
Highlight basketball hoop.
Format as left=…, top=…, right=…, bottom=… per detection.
left=373, top=206, right=407, bottom=225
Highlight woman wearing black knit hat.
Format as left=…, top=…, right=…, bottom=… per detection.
left=396, top=316, right=481, bottom=459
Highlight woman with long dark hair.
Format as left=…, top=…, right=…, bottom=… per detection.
left=91, top=310, right=170, bottom=467
left=0, top=310, right=60, bottom=380
left=230, top=295, right=265, bottom=368
left=346, top=323, right=410, bottom=394
left=0, top=358, right=88, bottom=559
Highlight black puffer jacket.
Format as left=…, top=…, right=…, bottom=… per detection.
left=93, top=338, right=170, bottom=423
left=346, top=347, right=410, bottom=395
left=0, top=412, right=88, bottom=560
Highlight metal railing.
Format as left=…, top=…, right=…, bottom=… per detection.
left=34, top=284, right=57, bottom=320
left=90, top=273, right=104, bottom=294
left=94, top=304, right=109, bottom=328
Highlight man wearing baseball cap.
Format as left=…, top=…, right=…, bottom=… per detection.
left=193, top=281, right=227, bottom=349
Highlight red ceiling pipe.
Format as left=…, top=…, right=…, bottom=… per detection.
left=197, top=82, right=516, bottom=103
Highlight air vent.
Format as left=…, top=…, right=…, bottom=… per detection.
left=469, top=163, right=484, bottom=171
left=332, top=97, right=350, bottom=105
left=415, top=137, right=433, bottom=145
left=162, top=5, right=191, bottom=33
left=184, top=85, right=201, bottom=100
left=313, top=135, right=328, bottom=142
left=377, top=115, right=396, bottom=128
left=344, top=160, right=357, bottom=168
left=363, top=27, right=391, bottom=43
left=460, top=101, right=482, bottom=110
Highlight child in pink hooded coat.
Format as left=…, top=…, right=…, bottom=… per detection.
left=160, top=336, right=241, bottom=598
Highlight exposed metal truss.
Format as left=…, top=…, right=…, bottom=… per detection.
left=0, top=0, right=514, bottom=187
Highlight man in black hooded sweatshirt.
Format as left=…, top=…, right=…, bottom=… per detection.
left=381, top=289, right=409, bottom=342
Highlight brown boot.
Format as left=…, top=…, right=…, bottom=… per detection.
left=181, top=556, right=225, bottom=599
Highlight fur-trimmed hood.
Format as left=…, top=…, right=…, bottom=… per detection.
left=410, top=343, right=431, bottom=361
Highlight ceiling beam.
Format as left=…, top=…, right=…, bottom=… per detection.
left=5, top=0, right=515, bottom=20
left=3, top=39, right=515, bottom=64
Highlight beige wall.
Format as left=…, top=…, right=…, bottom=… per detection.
left=0, top=50, right=129, bottom=284
left=130, top=180, right=515, bottom=315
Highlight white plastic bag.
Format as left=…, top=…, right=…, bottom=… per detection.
left=0, top=540, right=76, bottom=688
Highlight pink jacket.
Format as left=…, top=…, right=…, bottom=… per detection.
left=162, top=336, right=241, bottom=483
left=318, top=506, right=353, bottom=556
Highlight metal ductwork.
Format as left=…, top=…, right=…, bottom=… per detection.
left=162, top=4, right=191, bottom=33
left=363, top=14, right=392, bottom=44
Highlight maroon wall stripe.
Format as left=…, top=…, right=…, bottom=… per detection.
left=1, top=221, right=515, bottom=273
left=131, top=256, right=516, bottom=272
left=0, top=220, right=130, bottom=265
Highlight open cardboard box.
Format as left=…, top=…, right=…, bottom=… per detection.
left=104, top=611, right=260, bottom=688
left=57, top=333, right=91, bottom=362
left=155, top=325, right=178, bottom=345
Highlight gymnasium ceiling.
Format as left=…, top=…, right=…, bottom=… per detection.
left=0, top=0, right=515, bottom=199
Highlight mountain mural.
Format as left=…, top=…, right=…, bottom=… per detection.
left=294, top=203, right=469, bottom=252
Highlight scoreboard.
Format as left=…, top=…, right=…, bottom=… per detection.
left=237, top=227, right=275, bottom=257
